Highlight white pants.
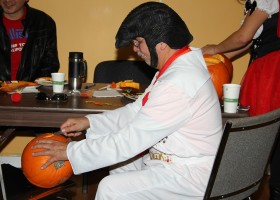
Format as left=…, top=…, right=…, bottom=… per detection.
left=95, top=156, right=205, bottom=200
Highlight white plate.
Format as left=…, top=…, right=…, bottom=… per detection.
left=98, top=84, right=122, bottom=91
left=8, top=85, right=40, bottom=94
left=25, top=85, right=39, bottom=89
left=36, top=80, right=52, bottom=86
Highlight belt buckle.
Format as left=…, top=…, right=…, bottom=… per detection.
left=149, top=149, right=173, bottom=163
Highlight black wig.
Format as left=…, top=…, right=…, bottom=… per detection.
left=115, top=1, right=193, bottom=68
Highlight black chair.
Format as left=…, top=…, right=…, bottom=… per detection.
left=204, top=108, right=280, bottom=200
left=93, top=60, right=157, bottom=84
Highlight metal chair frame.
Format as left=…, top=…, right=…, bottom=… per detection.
left=204, top=108, right=280, bottom=200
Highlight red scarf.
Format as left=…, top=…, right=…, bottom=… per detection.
left=142, top=46, right=191, bottom=106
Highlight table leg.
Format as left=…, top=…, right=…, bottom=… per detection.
left=0, top=128, right=16, bottom=149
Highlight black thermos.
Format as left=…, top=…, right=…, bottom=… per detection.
left=68, top=52, right=87, bottom=92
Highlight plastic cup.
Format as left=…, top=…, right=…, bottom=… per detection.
left=51, top=73, right=65, bottom=93
left=223, top=84, right=241, bottom=113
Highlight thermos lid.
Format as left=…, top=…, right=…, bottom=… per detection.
left=69, top=52, right=83, bottom=59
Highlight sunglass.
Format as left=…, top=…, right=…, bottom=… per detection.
left=36, top=92, right=68, bottom=102
left=132, top=38, right=144, bottom=48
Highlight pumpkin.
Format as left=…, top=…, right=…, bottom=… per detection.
left=204, top=54, right=233, bottom=99
left=21, top=133, right=73, bottom=188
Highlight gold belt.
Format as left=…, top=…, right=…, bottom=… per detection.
left=149, top=148, right=173, bottom=163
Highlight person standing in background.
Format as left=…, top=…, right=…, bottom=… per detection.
left=202, top=0, right=280, bottom=199
left=0, top=0, right=59, bottom=81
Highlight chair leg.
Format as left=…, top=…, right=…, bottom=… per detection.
left=82, top=172, right=88, bottom=193
left=0, top=164, right=7, bottom=200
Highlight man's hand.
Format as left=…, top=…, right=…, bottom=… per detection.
left=32, top=138, right=70, bottom=169
left=60, top=117, right=90, bottom=137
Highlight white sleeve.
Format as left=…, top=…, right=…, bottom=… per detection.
left=84, top=101, right=140, bottom=139
left=84, top=83, right=154, bottom=139
left=67, top=81, right=193, bottom=174
left=256, top=0, right=279, bottom=16
left=245, top=0, right=279, bottom=39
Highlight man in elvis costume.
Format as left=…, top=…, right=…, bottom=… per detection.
left=33, top=2, right=223, bottom=199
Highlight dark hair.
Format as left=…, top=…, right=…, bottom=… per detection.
left=115, top=2, right=193, bottom=68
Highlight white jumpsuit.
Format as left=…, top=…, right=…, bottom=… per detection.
left=67, top=47, right=223, bottom=200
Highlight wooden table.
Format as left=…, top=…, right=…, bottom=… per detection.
left=222, top=109, right=249, bottom=125
left=0, top=82, right=248, bottom=142
left=0, top=83, right=131, bottom=128
left=0, top=83, right=249, bottom=199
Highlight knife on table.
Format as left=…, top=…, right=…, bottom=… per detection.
left=53, top=130, right=86, bottom=135
left=53, top=130, right=64, bottom=135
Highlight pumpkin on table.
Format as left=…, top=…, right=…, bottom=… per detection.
left=203, top=54, right=233, bottom=99
left=21, top=133, right=73, bottom=188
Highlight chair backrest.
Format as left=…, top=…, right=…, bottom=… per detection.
left=204, top=108, right=280, bottom=200
left=93, top=60, right=157, bottom=84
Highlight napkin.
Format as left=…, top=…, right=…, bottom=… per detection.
left=22, top=87, right=39, bottom=93
left=93, top=90, right=123, bottom=98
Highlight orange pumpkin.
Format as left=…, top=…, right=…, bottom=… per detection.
left=204, top=54, right=233, bottom=99
left=21, top=133, right=73, bottom=188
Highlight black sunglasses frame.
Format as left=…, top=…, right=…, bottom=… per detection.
left=36, top=92, right=68, bottom=102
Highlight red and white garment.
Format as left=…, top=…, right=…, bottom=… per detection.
left=67, top=47, right=222, bottom=199
left=240, top=0, right=280, bottom=116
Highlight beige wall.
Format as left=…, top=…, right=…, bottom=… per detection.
left=1, top=0, right=250, bottom=155
left=29, top=0, right=249, bottom=84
